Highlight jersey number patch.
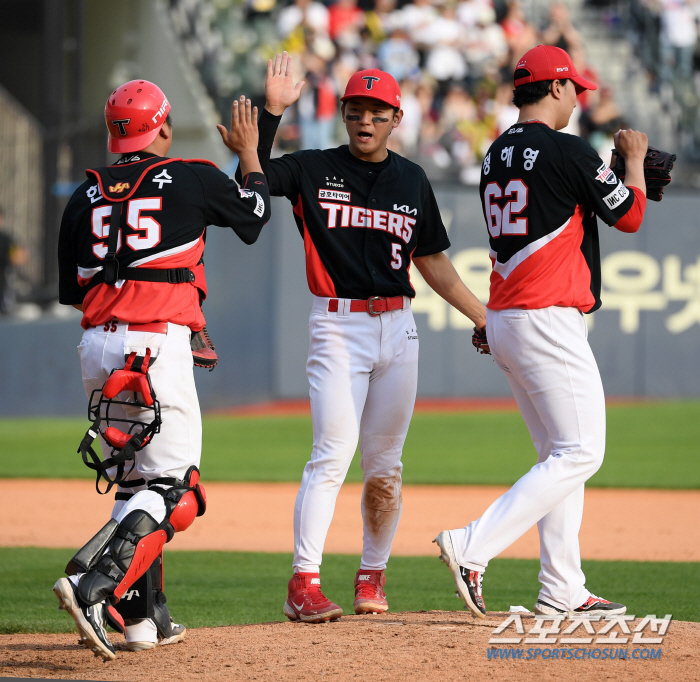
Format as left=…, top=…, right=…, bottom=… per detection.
left=91, top=198, right=162, bottom=258
left=483, top=180, right=529, bottom=238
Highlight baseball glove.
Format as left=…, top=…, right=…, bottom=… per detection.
left=472, top=327, right=490, bottom=355
left=610, top=146, right=676, bottom=202
left=191, top=326, right=219, bottom=371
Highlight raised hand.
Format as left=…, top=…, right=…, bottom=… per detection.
left=217, top=96, right=259, bottom=156
left=265, top=51, right=305, bottom=116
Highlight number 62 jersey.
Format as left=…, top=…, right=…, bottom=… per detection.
left=480, top=121, right=635, bottom=313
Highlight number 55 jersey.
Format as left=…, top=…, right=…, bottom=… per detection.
left=58, top=153, right=270, bottom=330
left=480, top=121, right=636, bottom=313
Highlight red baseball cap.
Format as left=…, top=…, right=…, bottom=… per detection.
left=341, top=69, right=401, bottom=109
left=514, top=45, right=597, bottom=95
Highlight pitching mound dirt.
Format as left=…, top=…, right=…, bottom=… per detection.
left=1, top=612, right=696, bottom=681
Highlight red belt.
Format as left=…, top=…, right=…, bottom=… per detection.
left=129, top=322, right=168, bottom=333
left=328, top=296, right=405, bottom=316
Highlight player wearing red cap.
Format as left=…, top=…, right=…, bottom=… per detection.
left=54, top=81, right=270, bottom=659
left=434, top=45, right=648, bottom=618
left=238, top=54, right=486, bottom=622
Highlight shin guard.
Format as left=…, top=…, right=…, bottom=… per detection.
left=77, top=510, right=166, bottom=607
left=113, top=554, right=174, bottom=639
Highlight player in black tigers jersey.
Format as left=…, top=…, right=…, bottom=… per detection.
left=231, top=53, right=486, bottom=622
left=435, top=45, right=649, bottom=620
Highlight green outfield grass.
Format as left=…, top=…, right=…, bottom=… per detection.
left=1, top=547, right=698, bottom=633
left=0, top=402, right=698, bottom=487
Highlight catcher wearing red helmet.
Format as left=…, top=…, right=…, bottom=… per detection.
left=55, top=82, right=269, bottom=660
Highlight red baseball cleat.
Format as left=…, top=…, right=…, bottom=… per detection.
left=353, top=569, right=389, bottom=614
left=283, top=572, right=343, bottom=623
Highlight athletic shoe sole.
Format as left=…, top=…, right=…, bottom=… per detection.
left=354, top=601, right=389, bottom=615
left=53, top=578, right=116, bottom=661
left=433, top=531, right=486, bottom=619
left=534, top=600, right=627, bottom=617
left=283, top=599, right=343, bottom=623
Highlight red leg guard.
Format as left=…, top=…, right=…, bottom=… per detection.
left=113, top=529, right=167, bottom=600
left=169, top=490, right=200, bottom=533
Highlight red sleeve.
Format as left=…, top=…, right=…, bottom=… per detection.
left=614, top=186, right=646, bottom=233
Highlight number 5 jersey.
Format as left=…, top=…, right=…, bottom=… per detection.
left=480, top=121, right=641, bottom=313
left=58, top=153, right=271, bottom=330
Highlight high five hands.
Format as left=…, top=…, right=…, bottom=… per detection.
left=265, top=51, right=305, bottom=116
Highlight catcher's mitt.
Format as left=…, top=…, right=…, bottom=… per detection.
left=610, top=146, right=676, bottom=202
left=472, top=326, right=490, bottom=355
left=191, top=326, right=218, bottom=371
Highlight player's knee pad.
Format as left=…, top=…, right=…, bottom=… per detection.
left=146, top=465, right=207, bottom=536
left=112, top=553, right=175, bottom=639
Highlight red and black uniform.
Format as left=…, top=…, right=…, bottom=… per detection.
left=480, top=121, right=645, bottom=312
left=245, top=110, right=450, bottom=298
left=58, top=152, right=270, bottom=330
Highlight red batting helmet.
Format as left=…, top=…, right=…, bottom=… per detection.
left=341, top=69, right=401, bottom=109
left=105, top=80, right=171, bottom=154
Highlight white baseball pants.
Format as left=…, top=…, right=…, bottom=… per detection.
left=293, top=296, right=419, bottom=574
left=76, top=321, right=201, bottom=642
left=448, top=306, right=605, bottom=611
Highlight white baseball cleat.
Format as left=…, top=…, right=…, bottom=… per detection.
left=53, top=577, right=116, bottom=661
left=433, top=531, right=486, bottom=618
left=535, top=595, right=627, bottom=617
left=126, top=623, right=187, bottom=651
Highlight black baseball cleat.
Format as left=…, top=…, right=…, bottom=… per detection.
left=53, top=577, right=116, bottom=661
left=535, top=594, right=627, bottom=617
left=433, top=530, right=486, bottom=618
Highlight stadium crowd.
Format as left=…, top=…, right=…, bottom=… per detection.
left=629, top=0, right=700, bottom=154
left=168, top=0, right=635, bottom=182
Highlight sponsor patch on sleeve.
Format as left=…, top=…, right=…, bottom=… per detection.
left=318, top=189, right=351, bottom=202
left=253, top=191, right=265, bottom=217
left=596, top=162, right=618, bottom=185
left=603, top=182, right=630, bottom=209
left=239, top=188, right=254, bottom=199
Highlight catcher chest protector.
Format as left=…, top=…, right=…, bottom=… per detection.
left=67, top=466, right=206, bottom=637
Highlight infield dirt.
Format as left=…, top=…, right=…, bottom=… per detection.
left=2, top=479, right=699, bottom=561
left=1, top=611, right=696, bottom=681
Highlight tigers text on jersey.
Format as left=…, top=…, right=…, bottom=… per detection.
left=58, top=153, right=270, bottom=330
left=265, top=145, right=450, bottom=299
left=480, top=121, right=635, bottom=313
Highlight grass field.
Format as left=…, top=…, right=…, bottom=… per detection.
left=1, top=402, right=699, bottom=487
left=2, top=547, right=698, bottom=634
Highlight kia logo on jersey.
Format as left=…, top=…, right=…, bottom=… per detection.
left=111, top=118, right=131, bottom=136
left=362, top=76, right=380, bottom=90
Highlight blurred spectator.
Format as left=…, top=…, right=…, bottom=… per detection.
left=659, top=0, right=699, bottom=87
left=500, top=0, right=539, bottom=67
left=541, top=2, right=584, bottom=53
left=278, top=0, right=329, bottom=38
left=463, top=5, right=509, bottom=81
left=328, top=0, right=365, bottom=44
left=298, top=51, right=338, bottom=149
left=580, top=86, right=628, bottom=163
left=0, top=207, right=29, bottom=315
left=377, top=28, right=420, bottom=82
left=415, top=4, right=468, bottom=94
